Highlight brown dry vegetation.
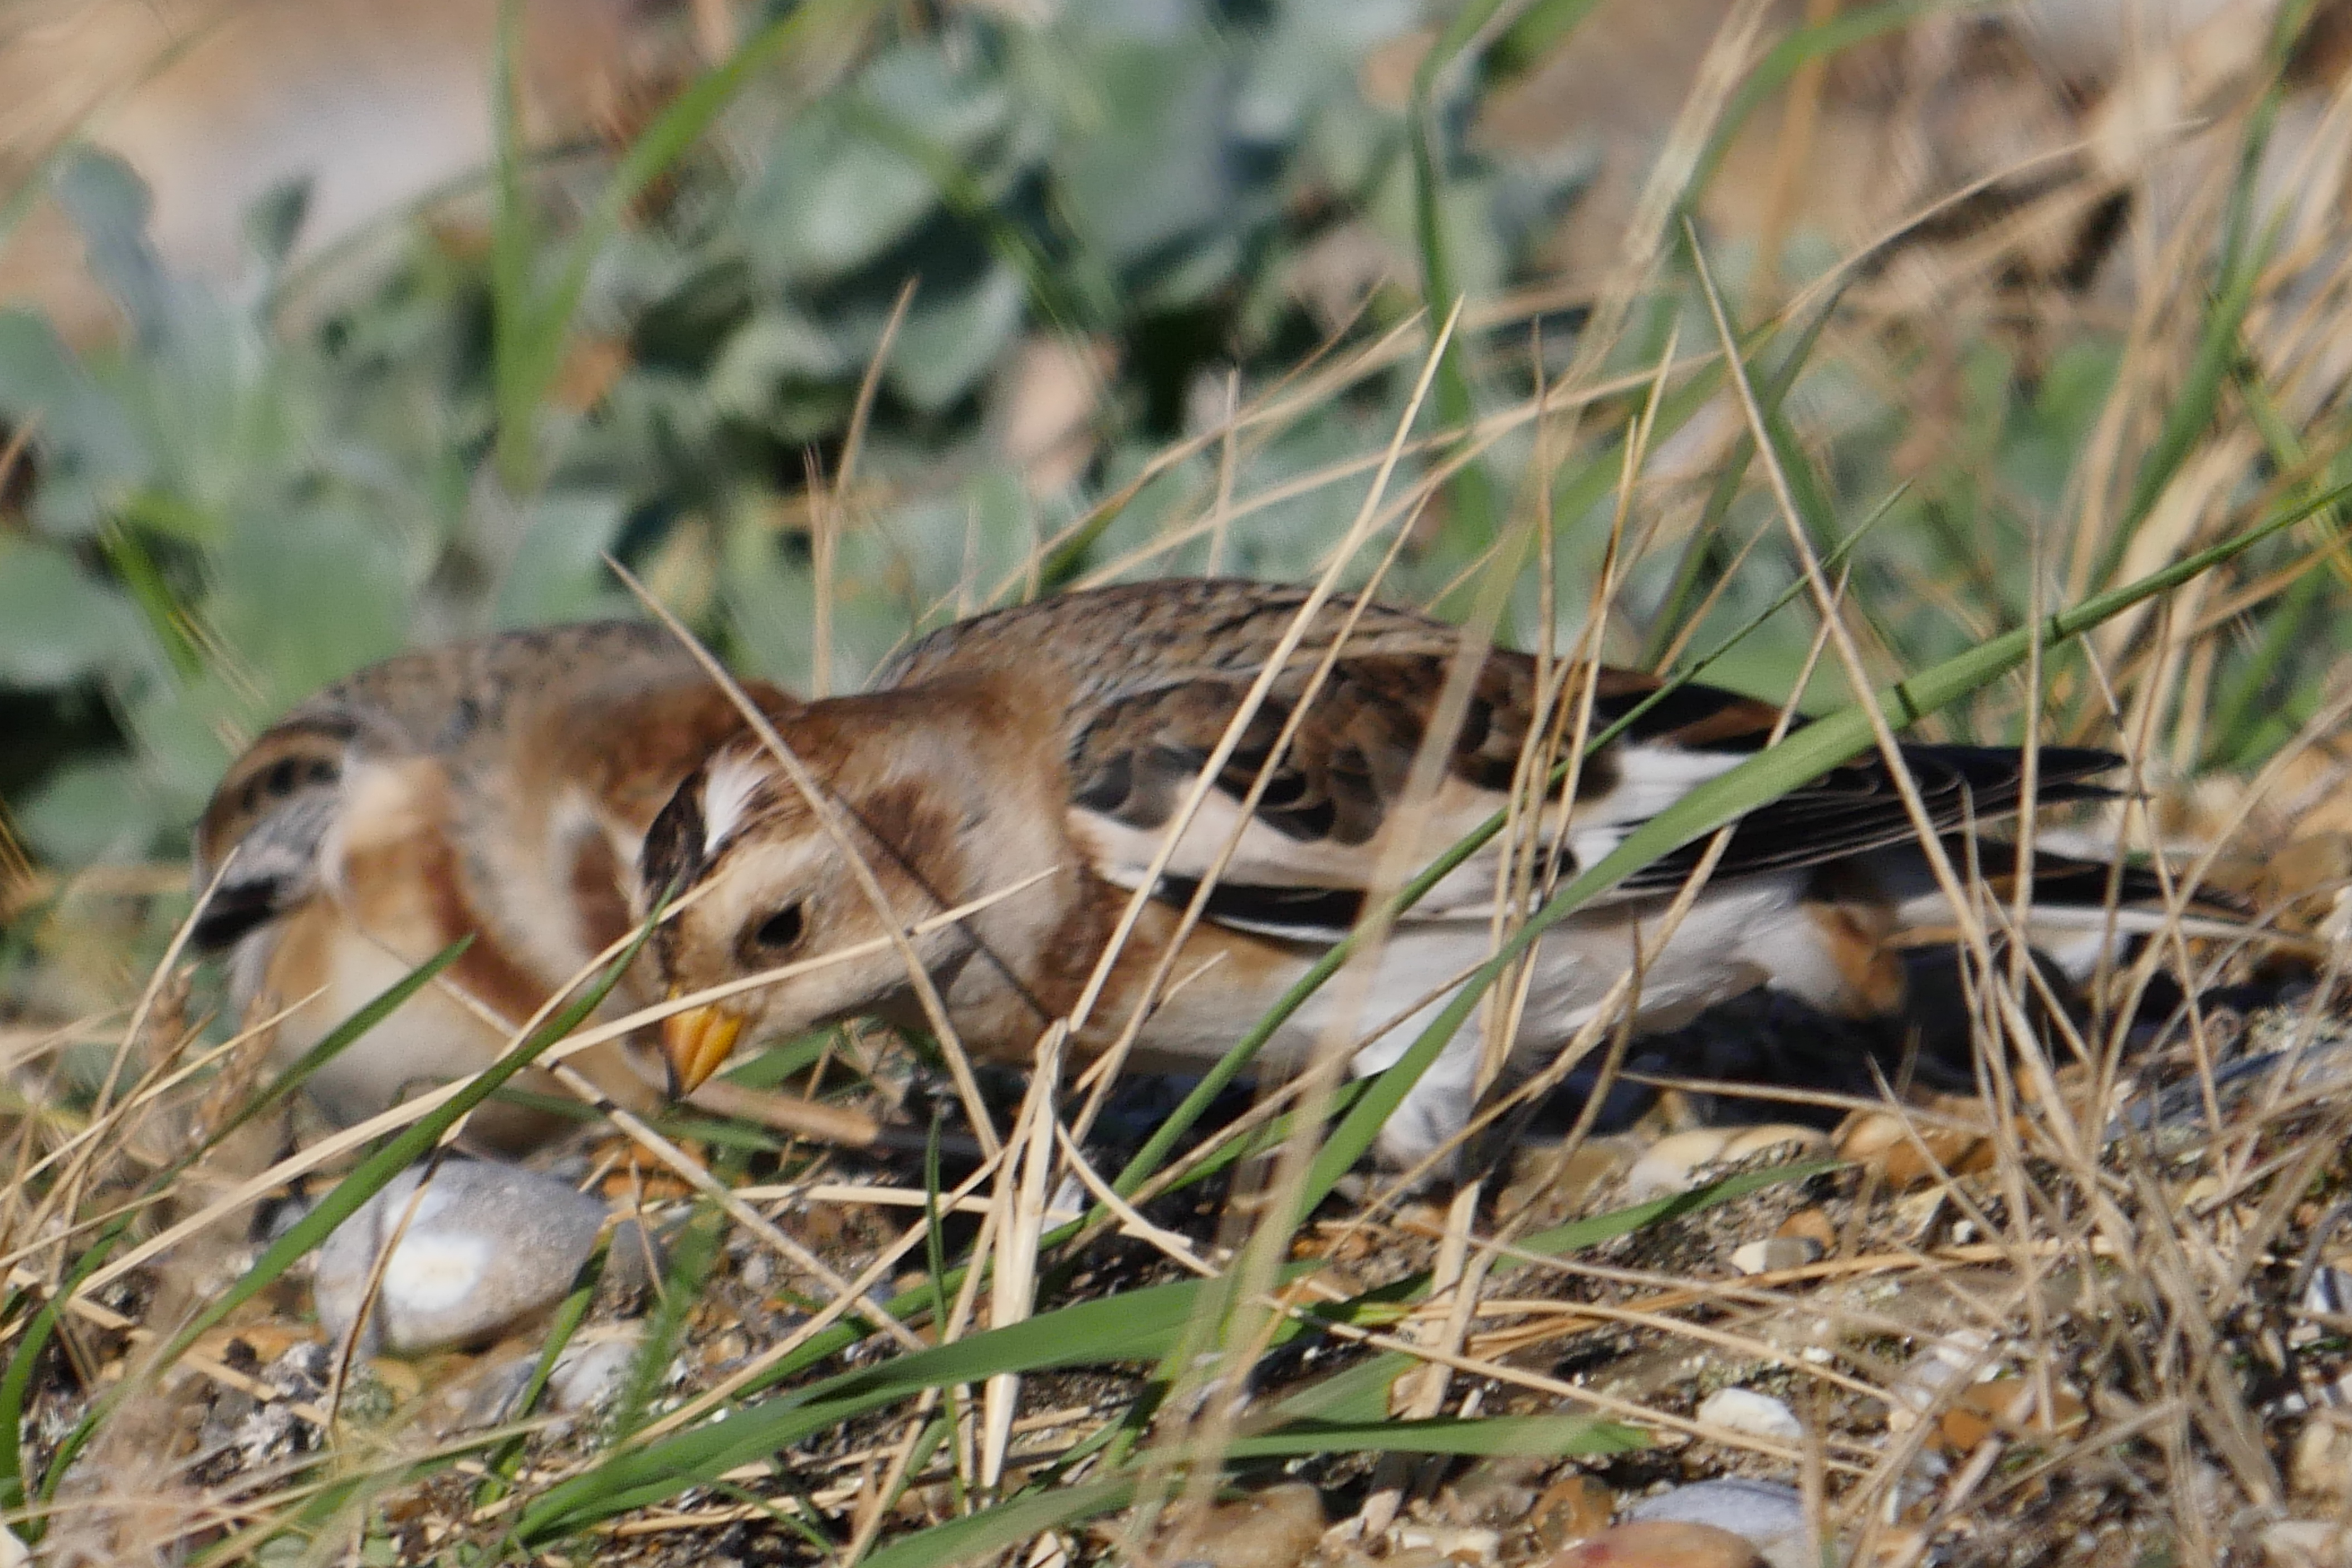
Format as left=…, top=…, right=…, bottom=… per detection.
left=9, top=1, right=2352, bottom=1565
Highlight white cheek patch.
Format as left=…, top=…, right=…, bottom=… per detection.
left=701, top=753, right=771, bottom=856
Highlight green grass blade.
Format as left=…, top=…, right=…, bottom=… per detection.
left=1096, top=506, right=1888, bottom=1217
left=1491, top=0, right=1609, bottom=76
left=1640, top=283, right=1846, bottom=664
left=1295, top=483, right=2352, bottom=1213
left=475, top=1244, right=603, bottom=1512
left=857, top=1478, right=1136, bottom=1568
left=1270, top=1163, right=1832, bottom=1425
left=0, top=1233, right=121, bottom=1538
left=1228, top=1413, right=1645, bottom=1459
left=513, top=1266, right=1287, bottom=1540
left=40, top=927, right=652, bottom=1505
left=176, top=937, right=472, bottom=1170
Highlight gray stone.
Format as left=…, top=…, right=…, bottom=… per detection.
left=458, top=1326, right=646, bottom=1427
left=314, top=1159, right=619, bottom=1358
left=1625, top=1479, right=1810, bottom=1568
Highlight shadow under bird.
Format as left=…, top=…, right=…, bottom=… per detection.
left=643, top=577, right=2187, bottom=1170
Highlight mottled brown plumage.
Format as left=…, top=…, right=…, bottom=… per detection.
left=643, top=579, right=2155, bottom=1169
left=194, top=622, right=800, bottom=1152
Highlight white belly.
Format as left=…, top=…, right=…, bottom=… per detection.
left=1147, top=875, right=1807, bottom=1169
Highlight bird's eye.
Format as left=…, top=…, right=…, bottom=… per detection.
left=750, top=903, right=806, bottom=952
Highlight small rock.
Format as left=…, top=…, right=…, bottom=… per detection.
left=2295, top=1267, right=2352, bottom=1347
left=1933, top=1378, right=2086, bottom=1453
left=1888, top=1187, right=1948, bottom=1244
left=1541, top=1521, right=1763, bottom=1568
left=1885, top=1328, right=1996, bottom=1430
left=1835, top=1110, right=1992, bottom=1188
left=1624, top=1130, right=1732, bottom=1200
left=2291, top=1416, right=2352, bottom=1500
left=458, top=1326, right=645, bottom=1427
left=2275, top=1370, right=2352, bottom=1417
left=1441, top=1456, right=1548, bottom=1526
left=1728, top=1237, right=1823, bottom=1276
left=1170, top=1482, right=1324, bottom=1568
left=1502, top=1141, right=1635, bottom=1219
left=1718, top=1125, right=1830, bottom=1164
left=1529, top=1475, right=1616, bottom=1550
left=2262, top=1518, right=2352, bottom=1567
left=1625, top=1479, right=1808, bottom=1568
left=1695, top=1386, right=1804, bottom=1443
left=549, top=1326, right=643, bottom=1410
left=314, top=1160, right=619, bottom=1358
left=1393, top=1525, right=1500, bottom=1566
left=1774, top=1208, right=1836, bottom=1252
left=1627, top=1125, right=1828, bottom=1202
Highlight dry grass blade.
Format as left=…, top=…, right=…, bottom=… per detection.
left=614, top=556, right=1008, bottom=1159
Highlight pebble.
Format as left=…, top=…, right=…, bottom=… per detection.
left=2273, top=1370, right=2352, bottom=1417
left=1393, top=1525, right=1499, bottom=1566
left=2262, top=1518, right=2352, bottom=1566
left=1539, top=1521, right=1762, bottom=1568
left=1774, top=1208, right=1836, bottom=1252
left=1501, top=1142, right=1635, bottom=1219
left=1718, top=1125, right=1831, bottom=1164
left=1728, top=1236, right=1823, bottom=1276
left=1624, top=1479, right=1808, bottom=1568
left=314, top=1160, right=642, bottom=1358
left=2291, top=1416, right=2352, bottom=1500
left=2295, top=1266, right=2352, bottom=1347
left=1625, top=1125, right=1831, bottom=1202
left=1529, top=1475, right=1616, bottom=1549
left=1885, top=1328, right=1996, bottom=1430
left=1835, top=1110, right=1992, bottom=1188
left=457, top=1326, right=645, bottom=1427
left=1933, top=1377, right=2086, bottom=1453
left=1441, top=1456, right=1548, bottom=1526
left=1624, top=1130, right=1733, bottom=1201
left=1695, top=1386, right=1804, bottom=1443
left=1168, top=1482, right=1325, bottom=1568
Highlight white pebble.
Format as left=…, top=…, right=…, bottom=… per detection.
left=1695, top=1386, right=1804, bottom=1443
left=314, top=1160, right=617, bottom=1358
left=1729, top=1236, right=1823, bottom=1276
left=1624, top=1130, right=1733, bottom=1201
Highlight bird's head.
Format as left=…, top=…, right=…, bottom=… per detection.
left=638, top=694, right=1068, bottom=1095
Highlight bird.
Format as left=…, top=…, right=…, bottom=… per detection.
left=637, top=577, right=2189, bottom=1172
left=189, top=620, right=859, bottom=1155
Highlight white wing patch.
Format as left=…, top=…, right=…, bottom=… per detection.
left=1565, top=743, right=1750, bottom=871
left=700, top=753, right=770, bottom=855
left=1068, top=740, right=1762, bottom=938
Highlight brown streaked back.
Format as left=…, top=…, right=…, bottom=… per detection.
left=192, top=621, right=790, bottom=964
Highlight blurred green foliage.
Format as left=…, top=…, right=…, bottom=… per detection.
left=0, top=0, right=1599, bottom=871
left=0, top=0, right=2345, bottom=899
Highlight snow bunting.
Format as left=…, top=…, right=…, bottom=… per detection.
left=192, top=622, right=804, bottom=1152
left=641, top=578, right=2168, bottom=1169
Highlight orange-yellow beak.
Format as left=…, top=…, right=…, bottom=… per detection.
left=662, top=999, right=745, bottom=1097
